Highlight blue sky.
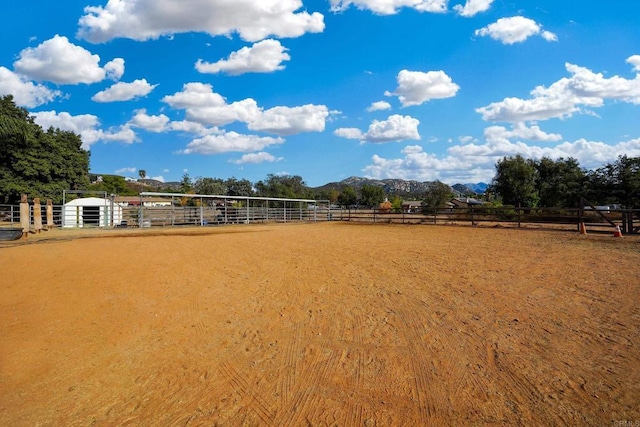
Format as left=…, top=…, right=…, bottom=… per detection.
left=2, top=0, right=639, bottom=186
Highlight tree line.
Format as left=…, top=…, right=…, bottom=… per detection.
left=0, top=95, right=89, bottom=204
left=491, top=154, right=640, bottom=209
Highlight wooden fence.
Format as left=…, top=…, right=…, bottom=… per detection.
left=327, top=206, right=640, bottom=235
left=2, top=203, right=638, bottom=235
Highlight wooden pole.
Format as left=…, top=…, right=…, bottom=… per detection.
left=46, top=199, right=54, bottom=230
left=19, top=194, right=29, bottom=239
left=33, top=198, right=42, bottom=233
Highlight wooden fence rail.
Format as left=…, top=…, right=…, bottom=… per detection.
left=327, top=206, right=640, bottom=235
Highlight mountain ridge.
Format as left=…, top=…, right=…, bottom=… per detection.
left=313, top=176, right=488, bottom=198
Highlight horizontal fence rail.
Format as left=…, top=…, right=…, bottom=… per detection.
left=327, top=206, right=640, bottom=235
left=2, top=203, right=638, bottom=234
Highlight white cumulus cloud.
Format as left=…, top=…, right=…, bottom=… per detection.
left=32, top=110, right=137, bottom=148
left=329, top=0, right=448, bottom=15
left=248, top=104, right=329, bottom=136
left=162, top=83, right=260, bottom=126
left=475, top=16, right=557, bottom=45
left=180, top=131, right=284, bottom=155
left=92, top=79, right=157, bottom=102
left=362, top=135, right=640, bottom=184
left=230, top=152, right=284, bottom=164
left=484, top=123, right=562, bottom=143
left=363, top=145, right=488, bottom=183
left=115, top=167, right=137, bottom=175
left=196, top=39, right=290, bottom=75
left=367, top=101, right=392, bottom=112
left=334, top=128, right=364, bottom=139
left=0, top=67, right=61, bottom=108
left=128, top=110, right=171, bottom=132
left=477, top=58, right=640, bottom=122
left=163, top=83, right=330, bottom=135
left=453, top=0, right=493, bottom=17
left=627, top=55, right=640, bottom=72
left=13, top=35, right=125, bottom=84
left=449, top=136, right=640, bottom=171
left=385, top=69, right=459, bottom=107
left=77, top=0, right=325, bottom=43
left=336, top=114, right=420, bottom=143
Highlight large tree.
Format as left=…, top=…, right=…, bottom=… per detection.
left=225, top=177, right=254, bottom=197
left=492, top=155, right=539, bottom=207
left=535, top=157, right=585, bottom=208
left=337, top=186, right=357, bottom=208
left=587, top=155, right=640, bottom=208
left=422, top=181, right=454, bottom=211
left=0, top=95, right=90, bottom=204
left=359, top=184, right=385, bottom=208
left=194, top=177, right=226, bottom=196
left=255, top=174, right=309, bottom=199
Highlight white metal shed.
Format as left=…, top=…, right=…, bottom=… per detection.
left=62, top=197, right=123, bottom=228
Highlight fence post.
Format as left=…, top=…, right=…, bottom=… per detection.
left=33, top=198, right=42, bottom=233
left=19, top=194, right=29, bottom=239
left=624, top=210, right=632, bottom=235
left=578, top=198, right=584, bottom=232
left=46, top=199, right=53, bottom=230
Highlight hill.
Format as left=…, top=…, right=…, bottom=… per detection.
left=314, top=177, right=487, bottom=199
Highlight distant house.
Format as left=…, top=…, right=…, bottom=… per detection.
left=450, top=197, right=484, bottom=208
left=115, top=196, right=172, bottom=207
left=402, top=200, right=422, bottom=213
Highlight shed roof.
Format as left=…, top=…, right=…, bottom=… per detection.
left=64, top=197, right=110, bottom=206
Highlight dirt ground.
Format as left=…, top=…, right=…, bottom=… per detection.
left=1, top=223, right=639, bottom=426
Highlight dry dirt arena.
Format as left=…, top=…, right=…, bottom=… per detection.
left=1, top=222, right=639, bottom=426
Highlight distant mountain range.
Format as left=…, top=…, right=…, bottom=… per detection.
left=96, top=173, right=488, bottom=199
left=314, top=177, right=488, bottom=198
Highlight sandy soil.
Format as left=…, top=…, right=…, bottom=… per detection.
left=1, top=223, right=639, bottom=426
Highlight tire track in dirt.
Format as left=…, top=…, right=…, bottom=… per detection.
left=275, top=346, right=339, bottom=426
left=219, top=361, right=276, bottom=425
left=488, top=347, right=545, bottom=423
left=339, top=346, right=365, bottom=426
left=395, top=291, right=501, bottom=424
left=393, top=300, right=445, bottom=424
left=276, top=323, right=302, bottom=410
left=188, top=287, right=208, bottom=336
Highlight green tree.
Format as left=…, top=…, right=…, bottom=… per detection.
left=0, top=95, right=90, bottom=204
left=225, top=177, right=254, bottom=197
left=138, top=169, right=147, bottom=180
left=194, top=177, right=226, bottom=195
left=337, top=186, right=357, bottom=207
left=422, top=181, right=454, bottom=211
left=255, top=174, right=309, bottom=199
left=535, top=157, right=585, bottom=207
left=491, top=155, right=539, bottom=207
left=587, top=155, right=640, bottom=208
left=314, top=188, right=339, bottom=204
left=89, top=175, right=135, bottom=196
left=180, top=173, right=193, bottom=193
left=359, top=184, right=385, bottom=208
left=391, top=195, right=403, bottom=212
